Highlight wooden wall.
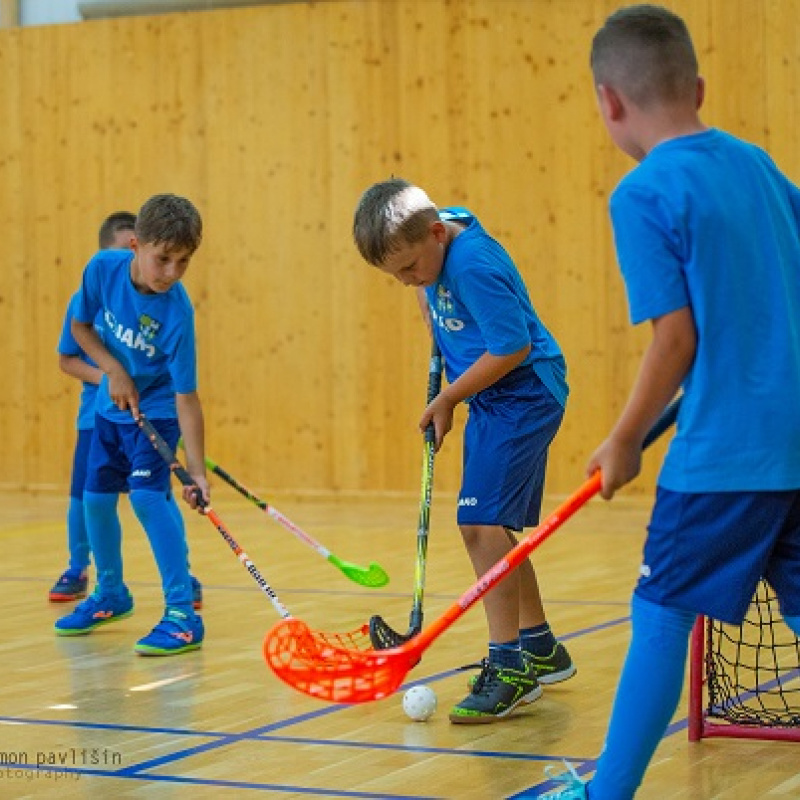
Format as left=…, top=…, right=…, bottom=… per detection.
left=2, top=0, right=799, bottom=498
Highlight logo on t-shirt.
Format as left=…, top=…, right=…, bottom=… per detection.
left=430, top=305, right=465, bottom=333
left=435, top=285, right=454, bottom=314
left=139, top=314, right=162, bottom=341
left=103, top=309, right=157, bottom=358
left=430, top=286, right=465, bottom=332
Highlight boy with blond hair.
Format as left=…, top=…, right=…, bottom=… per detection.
left=354, top=178, right=575, bottom=723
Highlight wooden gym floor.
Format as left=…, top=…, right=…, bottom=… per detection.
left=0, top=487, right=797, bottom=799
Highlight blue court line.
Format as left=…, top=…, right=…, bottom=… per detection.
left=255, top=735, right=560, bottom=762
left=0, top=763, right=442, bottom=798
left=0, top=713, right=565, bottom=764
left=508, top=663, right=800, bottom=797
left=119, top=613, right=637, bottom=778
left=1, top=574, right=630, bottom=607
left=507, top=716, right=692, bottom=798
left=3, top=606, right=637, bottom=795
left=112, top=667, right=480, bottom=776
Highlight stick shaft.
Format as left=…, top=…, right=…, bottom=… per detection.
left=414, top=395, right=683, bottom=654
left=407, top=340, right=443, bottom=633
left=206, top=458, right=332, bottom=558
left=137, top=416, right=291, bottom=619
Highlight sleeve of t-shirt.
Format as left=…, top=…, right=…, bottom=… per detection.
left=609, top=182, right=690, bottom=325
left=73, top=255, right=104, bottom=325
left=167, top=307, right=198, bottom=394
left=454, top=257, right=531, bottom=356
left=57, top=294, right=82, bottom=356
left=782, top=174, right=800, bottom=236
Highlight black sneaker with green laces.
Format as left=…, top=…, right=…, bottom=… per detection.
left=527, top=642, right=576, bottom=685
left=464, top=642, right=576, bottom=691
left=449, top=657, right=542, bottom=724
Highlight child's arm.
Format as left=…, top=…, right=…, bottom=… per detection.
left=587, top=306, right=696, bottom=499
left=420, top=344, right=530, bottom=450
left=176, top=390, right=209, bottom=507
left=59, top=354, right=103, bottom=385
left=71, top=319, right=139, bottom=416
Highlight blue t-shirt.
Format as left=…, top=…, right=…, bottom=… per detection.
left=611, top=128, right=800, bottom=491
left=424, top=207, right=567, bottom=408
left=57, top=293, right=102, bottom=431
left=72, top=249, right=197, bottom=424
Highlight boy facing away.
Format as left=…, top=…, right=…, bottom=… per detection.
left=50, top=211, right=202, bottom=610
left=55, top=194, right=209, bottom=657
left=354, top=178, right=575, bottom=724
left=545, top=5, right=800, bottom=798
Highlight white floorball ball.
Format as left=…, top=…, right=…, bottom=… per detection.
left=402, top=684, right=437, bottom=721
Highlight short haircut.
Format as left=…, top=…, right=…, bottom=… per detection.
left=353, top=178, right=439, bottom=266
left=590, top=4, right=698, bottom=108
left=98, top=211, right=136, bottom=249
left=135, top=194, right=203, bottom=253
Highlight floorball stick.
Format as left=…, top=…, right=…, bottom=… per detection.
left=136, top=414, right=291, bottom=619
left=262, top=395, right=682, bottom=703
left=368, top=339, right=443, bottom=647
left=202, top=454, right=389, bottom=588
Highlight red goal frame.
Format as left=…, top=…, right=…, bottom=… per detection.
left=688, top=616, right=800, bottom=743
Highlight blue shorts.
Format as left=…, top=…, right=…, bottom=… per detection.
left=636, top=488, right=800, bottom=624
left=85, top=415, right=180, bottom=494
left=458, top=366, right=564, bottom=530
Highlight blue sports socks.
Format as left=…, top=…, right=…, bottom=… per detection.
left=520, top=622, right=558, bottom=657
left=489, top=639, right=522, bottom=670
left=165, top=489, right=192, bottom=570
left=589, top=594, right=695, bottom=800
left=66, top=496, right=91, bottom=573
left=83, top=491, right=125, bottom=598
left=130, top=489, right=194, bottom=614
left=488, top=623, right=558, bottom=670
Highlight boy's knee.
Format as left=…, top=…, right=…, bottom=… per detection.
left=130, top=489, right=170, bottom=523
left=459, top=524, right=482, bottom=546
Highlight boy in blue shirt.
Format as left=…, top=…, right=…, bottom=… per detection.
left=354, top=178, right=575, bottom=723
left=51, top=211, right=203, bottom=609
left=545, top=5, right=800, bottom=798
left=55, top=195, right=208, bottom=656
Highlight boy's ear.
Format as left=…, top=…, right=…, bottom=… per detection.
left=695, top=76, right=705, bottom=110
left=431, top=219, right=447, bottom=243
left=597, top=83, right=625, bottom=121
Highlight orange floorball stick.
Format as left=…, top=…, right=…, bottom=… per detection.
left=263, top=396, right=682, bottom=704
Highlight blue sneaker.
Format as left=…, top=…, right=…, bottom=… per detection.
left=190, top=576, right=203, bottom=610
left=49, top=569, right=88, bottom=602
left=540, top=761, right=588, bottom=799
left=134, top=607, right=204, bottom=656
left=54, top=590, right=134, bottom=635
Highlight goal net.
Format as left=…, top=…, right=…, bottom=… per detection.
left=688, top=579, right=800, bottom=742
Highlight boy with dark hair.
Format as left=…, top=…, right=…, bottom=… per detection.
left=50, top=210, right=203, bottom=609
left=354, top=178, right=575, bottom=723
left=544, top=5, right=800, bottom=797
left=97, top=211, right=136, bottom=250
left=55, top=194, right=208, bottom=656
